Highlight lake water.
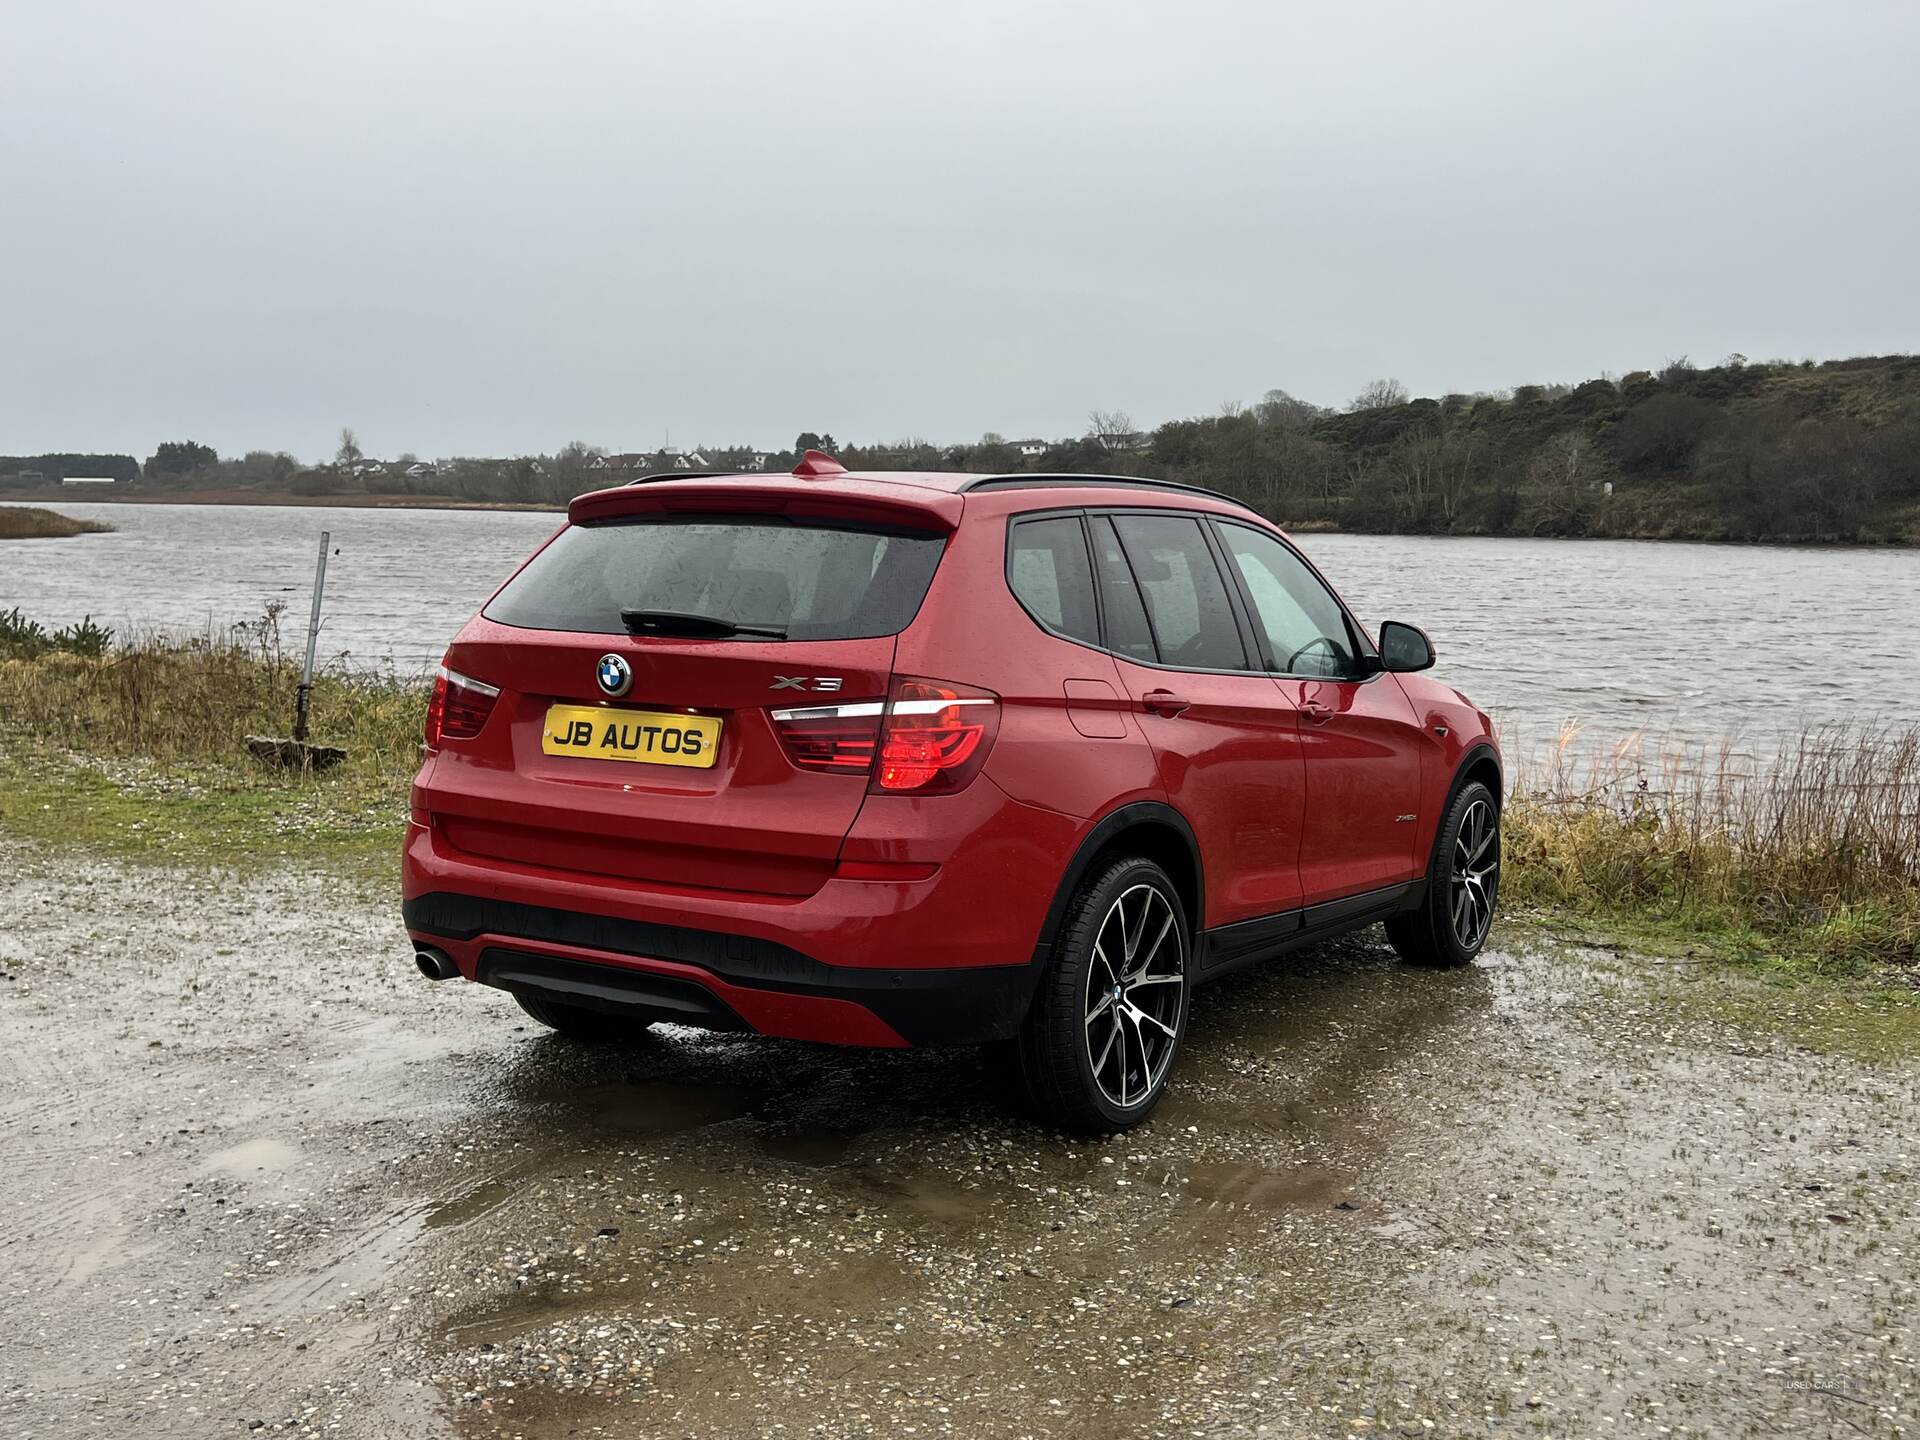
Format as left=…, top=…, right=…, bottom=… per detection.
left=4, top=499, right=1916, bottom=766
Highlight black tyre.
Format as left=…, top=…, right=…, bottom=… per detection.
left=513, top=991, right=656, bottom=1042
left=1019, top=856, right=1191, bottom=1133
left=1386, top=779, right=1500, bottom=967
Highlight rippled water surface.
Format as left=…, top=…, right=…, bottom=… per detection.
left=4, top=500, right=1916, bottom=757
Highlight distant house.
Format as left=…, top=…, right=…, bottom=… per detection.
left=593, top=453, right=657, bottom=474
left=61, top=475, right=118, bottom=486
left=743, top=452, right=771, bottom=471
left=404, top=462, right=438, bottom=480
left=351, top=460, right=388, bottom=479
left=1096, top=431, right=1149, bottom=453
left=1010, top=439, right=1049, bottom=459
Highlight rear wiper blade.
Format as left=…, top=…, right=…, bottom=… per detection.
left=620, top=609, right=788, bottom=640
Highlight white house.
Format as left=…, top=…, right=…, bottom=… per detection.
left=1010, top=439, right=1048, bottom=459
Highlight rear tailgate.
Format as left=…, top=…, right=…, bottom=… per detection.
left=418, top=484, right=957, bottom=898
left=426, top=623, right=894, bottom=896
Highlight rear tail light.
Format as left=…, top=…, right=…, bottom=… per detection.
left=770, top=701, right=883, bottom=773
left=873, top=677, right=999, bottom=794
left=425, top=665, right=501, bottom=746
left=770, top=677, right=1000, bottom=793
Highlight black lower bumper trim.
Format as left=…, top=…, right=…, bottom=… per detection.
left=405, top=891, right=1042, bottom=1046
left=478, top=949, right=747, bottom=1030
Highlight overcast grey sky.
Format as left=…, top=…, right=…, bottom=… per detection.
left=3, top=0, right=1916, bottom=462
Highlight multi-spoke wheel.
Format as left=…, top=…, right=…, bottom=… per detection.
left=1386, top=779, right=1501, bottom=968
left=1018, top=856, right=1190, bottom=1132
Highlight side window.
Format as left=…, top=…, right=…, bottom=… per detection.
left=1110, top=514, right=1248, bottom=671
left=1007, top=516, right=1099, bottom=646
left=1086, top=517, right=1156, bottom=661
left=1217, top=522, right=1363, bottom=678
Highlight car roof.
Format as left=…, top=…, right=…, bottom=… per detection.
left=624, top=452, right=1255, bottom=517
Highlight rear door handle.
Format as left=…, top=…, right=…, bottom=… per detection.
left=1300, top=701, right=1334, bottom=724
left=1142, top=689, right=1190, bottom=717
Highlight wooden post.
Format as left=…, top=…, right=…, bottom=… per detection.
left=292, top=530, right=330, bottom=744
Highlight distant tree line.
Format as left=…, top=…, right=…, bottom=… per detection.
left=8, top=354, right=1916, bottom=543
left=832, top=354, right=1920, bottom=544
left=0, top=452, right=140, bottom=482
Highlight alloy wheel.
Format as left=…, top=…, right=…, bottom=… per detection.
left=1451, top=798, right=1499, bottom=950
left=1083, top=883, right=1185, bottom=1109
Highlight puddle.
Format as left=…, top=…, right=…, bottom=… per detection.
left=1181, top=1160, right=1357, bottom=1210
left=425, top=1178, right=519, bottom=1230
left=568, top=1079, right=755, bottom=1135
left=206, top=1137, right=301, bottom=1174
left=756, top=1126, right=859, bottom=1167
left=859, top=1169, right=998, bottom=1221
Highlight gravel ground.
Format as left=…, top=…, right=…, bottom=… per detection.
left=0, top=841, right=1913, bottom=1439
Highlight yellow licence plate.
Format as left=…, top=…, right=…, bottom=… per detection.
left=541, top=704, right=722, bottom=769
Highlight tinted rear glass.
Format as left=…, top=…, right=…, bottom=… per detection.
left=484, top=517, right=946, bottom=640
left=1007, top=516, right=1100, bottom=646
left=1111, top=514, right=1248, bottom=671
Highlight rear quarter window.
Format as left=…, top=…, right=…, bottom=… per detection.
left=484, top=517, right=946, bottom=640
left=1007, top=516, right=1100, bottom=645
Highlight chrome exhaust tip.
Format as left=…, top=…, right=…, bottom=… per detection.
left=414, top=946, right=459, bottom=981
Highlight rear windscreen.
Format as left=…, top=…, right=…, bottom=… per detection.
left=483, top=516, right=947, bottom=640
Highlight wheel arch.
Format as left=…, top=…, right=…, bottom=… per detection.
left=1031, top=801, right=1204, bottom=963
left=1454, top=743, right=1504, bottom=811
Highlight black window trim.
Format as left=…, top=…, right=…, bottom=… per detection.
left=1003, top=504, right=1272, bottom=678
left=1207, top=516, right=1384, bottom=683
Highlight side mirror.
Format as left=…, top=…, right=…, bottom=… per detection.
left=1378, top=621, right=1435, bottom=673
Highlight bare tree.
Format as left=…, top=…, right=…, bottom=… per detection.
left=336, top=427, right=363, bottom=467
left=1349, top=378, right=1410, bottom=412
left=1087, top=408, right=1134, bottom=443
left=1255, top=388, right=1320, bottom=430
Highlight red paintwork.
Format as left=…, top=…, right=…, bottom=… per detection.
left=416, top=916, right=909, bottom=1048
left=404, top=467, right=1499, bottom=1046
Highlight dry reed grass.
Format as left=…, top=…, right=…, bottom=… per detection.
left=1506, top=722, right=1920, bottom=969
left=0, top=609, right=422, bottom=782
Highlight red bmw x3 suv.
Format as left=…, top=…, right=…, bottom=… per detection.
left=403, top=452, right=1500, bottom=1131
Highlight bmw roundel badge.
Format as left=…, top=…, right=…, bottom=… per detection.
left=596, top=653, right=633, bottom=698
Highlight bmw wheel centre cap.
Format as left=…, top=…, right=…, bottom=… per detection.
left=596, top=653, right=633, bottom=697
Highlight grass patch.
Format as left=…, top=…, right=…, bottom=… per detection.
left=0, top=614, right=419, bottom=877
left=0, top=505, right=114, bottom=539
left=0, top=746, right=404, bottom=878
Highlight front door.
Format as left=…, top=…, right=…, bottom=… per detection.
left=1211, top=520, right=1426, bottom=907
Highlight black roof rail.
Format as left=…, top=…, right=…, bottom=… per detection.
left=624, top=471, right=734, bottom=486
left=959, top=473, right=1252, bottom=509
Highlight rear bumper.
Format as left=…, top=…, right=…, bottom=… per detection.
left=400, top=780, right=1082, bottom=1048
left=403, top=888, right=1043, bottom=1047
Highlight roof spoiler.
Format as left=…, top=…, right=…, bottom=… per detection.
left=567, top=477, right=962, bottom=533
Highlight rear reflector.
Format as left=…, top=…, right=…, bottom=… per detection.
left=832, top=858, right=940, bottom=882
left=425, top=665, right=501, bottom=746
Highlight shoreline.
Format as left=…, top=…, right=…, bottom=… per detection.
left=0, top=488, right=561, bottom=513
left=3, top=488, right=1915, bottom=548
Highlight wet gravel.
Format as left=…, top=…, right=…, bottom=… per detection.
left=0, top=841, right=1913, bottom=1438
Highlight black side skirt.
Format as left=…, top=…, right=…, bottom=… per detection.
left=1196, top=880, right=1424, bottom=981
